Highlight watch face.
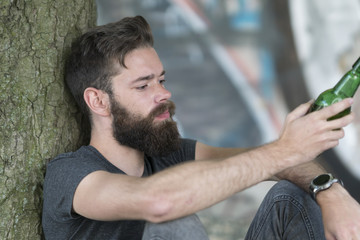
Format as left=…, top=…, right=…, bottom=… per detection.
left=314, top=174, right=331, bottom=185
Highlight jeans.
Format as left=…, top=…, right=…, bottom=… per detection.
left=142, top=180, right=325, bottom=240
left=142, top=214, right=209, bottom=240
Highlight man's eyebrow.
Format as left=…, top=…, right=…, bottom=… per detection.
left=131, top=70, right=166, bottom=83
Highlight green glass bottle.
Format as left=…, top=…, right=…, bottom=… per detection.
left=307, top=57, right=360, bottom=120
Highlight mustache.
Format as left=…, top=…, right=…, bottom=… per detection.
left=148, top=100, right=176, bottom=119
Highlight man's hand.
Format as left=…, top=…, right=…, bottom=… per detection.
left=276, top=98, right=354, bottom=167
left=317, top=183, right=360, bottom=240
left=270, top=98, right=358, bottom=239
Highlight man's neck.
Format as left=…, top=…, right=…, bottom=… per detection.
left=89, top=132, right=145, bottom=177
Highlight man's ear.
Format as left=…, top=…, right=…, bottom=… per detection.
left=83, top=87, right=111, bottom=117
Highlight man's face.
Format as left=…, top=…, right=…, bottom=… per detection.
left=110, top=97, right=180, bottom=156
left=109, top=47, right=181, bottom=156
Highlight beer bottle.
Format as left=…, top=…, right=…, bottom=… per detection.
left=307, top=57, right=360, bottom=120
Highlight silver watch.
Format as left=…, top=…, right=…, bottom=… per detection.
left=309, top=173, right=343, bottom=200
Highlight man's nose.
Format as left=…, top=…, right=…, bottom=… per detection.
left=154, top=85, right=171, bottom=103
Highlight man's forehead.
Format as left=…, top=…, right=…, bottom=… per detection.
left=111, top=63, right=165, bottom=86
left=117, top=49, right=164, bottom=78
left=131, top=70, right=166, bottom=82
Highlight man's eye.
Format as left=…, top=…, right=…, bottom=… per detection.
left=159, top=79, right=166, bottom=85
left=136, top=85, right=148, bottom=90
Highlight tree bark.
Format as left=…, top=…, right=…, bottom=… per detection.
left=0, top=0, right=96, bottom=238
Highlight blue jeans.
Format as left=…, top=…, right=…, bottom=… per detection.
left=142, top=180, right=325, bottom=240
left=142, top=214, right=209, bottom=240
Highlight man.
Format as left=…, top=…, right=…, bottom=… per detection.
left=42, top=16, right=360, bottom=239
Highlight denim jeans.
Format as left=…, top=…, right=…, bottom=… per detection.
left=142, top=214, right=209, bottom=240
left=245, top=180, right=325, bottom=240
left=142, top=180, right=325, bottom=240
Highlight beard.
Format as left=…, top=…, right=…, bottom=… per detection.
left=110, top=98, right=181, bottom=157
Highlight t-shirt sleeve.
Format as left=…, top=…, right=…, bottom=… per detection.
left=179, top=138, right=197, bottom=161
left=43, top=153, right=106, bottom=222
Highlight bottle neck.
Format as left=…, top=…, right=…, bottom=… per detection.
left=333, top=57, right=360, bottom=97
left=353, top=57, right=360, bottom=74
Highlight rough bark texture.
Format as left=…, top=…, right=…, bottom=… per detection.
left=0, top=0, right=96, bottom=239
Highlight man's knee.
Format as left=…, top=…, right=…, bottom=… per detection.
left=142, top=214, right=209, bottom=240
left=245, top=181, right=325, bottom=240
left=263, top=180, right=322, bottom=223
left=269, top=180, right=310, bottom=199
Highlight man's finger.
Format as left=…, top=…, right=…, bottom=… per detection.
left=288, top=99, right=314, bottom=121
left=326, top=112, right=355, bottom=130
left=318, top=98, right=354, bottom=119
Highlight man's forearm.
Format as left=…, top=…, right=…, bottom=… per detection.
left=275, top=161, right=326, bottom=192
left=144, top=142, right=288, bottom=222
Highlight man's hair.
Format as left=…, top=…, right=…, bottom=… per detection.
left=65, top=16, right=154, bottom=117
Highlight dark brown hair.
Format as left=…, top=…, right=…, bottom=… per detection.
left=65, top=16, right=154, bottom=118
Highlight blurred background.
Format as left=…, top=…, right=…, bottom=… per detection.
left=96, top=0, right=360, bottom=239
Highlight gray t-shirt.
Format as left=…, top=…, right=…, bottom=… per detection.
left=42, top=138, right=196, bottom=240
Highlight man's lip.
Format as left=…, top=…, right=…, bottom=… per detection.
left=155, top=110, right=170, bottom=120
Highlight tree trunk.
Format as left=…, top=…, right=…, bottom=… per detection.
left=0, top=0, right=96, bottom=239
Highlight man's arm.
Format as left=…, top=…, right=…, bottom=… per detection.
left=194, top=142, right=249, bottom=160
left=198, top=135, right=360, bottom=239
left=274, top=101, right=360, bottom=239
left=316, top=182, right=360, bottom=239
left=73, top=99, right=354, bottom=224
left=73, top=141, right=288, bottom=223
left=196, top=101, right=360, bottom=239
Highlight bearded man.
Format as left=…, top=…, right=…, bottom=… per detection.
left=42, top=16, right=360, bottom=240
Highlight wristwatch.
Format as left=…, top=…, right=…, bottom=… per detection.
left=309, top=173, right=343, bottom=200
